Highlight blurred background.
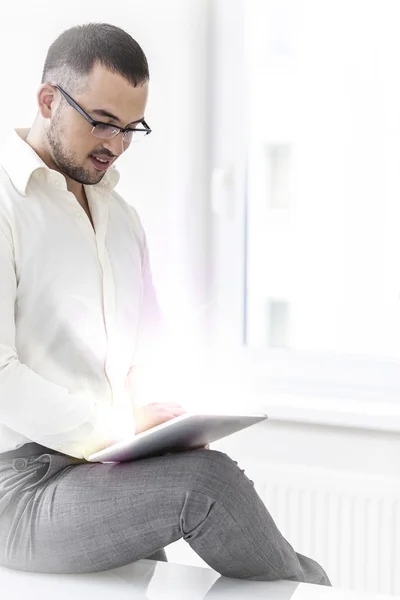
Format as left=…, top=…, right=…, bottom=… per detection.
left=1, top=0, right=400, bottom=595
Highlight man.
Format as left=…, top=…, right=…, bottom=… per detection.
left=0, top=22, right=330, bottom=584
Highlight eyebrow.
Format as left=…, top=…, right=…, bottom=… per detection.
left=91, top=108, right=144, bottom=127
left=92, top=108, right=122, bottom=123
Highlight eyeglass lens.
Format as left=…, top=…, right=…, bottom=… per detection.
left=92, top=123, right=148, bottom=143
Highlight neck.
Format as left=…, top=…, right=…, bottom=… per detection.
left=25, top=119, right=85, bottom=201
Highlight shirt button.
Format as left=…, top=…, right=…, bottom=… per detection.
left=75, top=212, right=82, bottom=219
left=13, top=458, right=27, bottom=472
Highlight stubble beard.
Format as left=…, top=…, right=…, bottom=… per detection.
left=46, top=113, right=105, bottom=186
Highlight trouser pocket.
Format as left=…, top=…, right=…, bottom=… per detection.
left=7, top=453, right=84, bottom=496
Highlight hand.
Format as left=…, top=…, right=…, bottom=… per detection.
left=134, top=402, right=186, bottom=435
left=133, top=403, right=210, bottom=450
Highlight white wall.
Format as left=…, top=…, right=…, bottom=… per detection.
left=0, top=0, right=212, bottom=339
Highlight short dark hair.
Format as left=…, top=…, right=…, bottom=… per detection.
left=41, top=23, right=149, bottom=93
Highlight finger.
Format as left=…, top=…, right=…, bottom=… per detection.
left=150, top=406, right=185, bottom=417
left=152, top=406, right=186, bottom=417
left=148, top=402, right=186, bottom=411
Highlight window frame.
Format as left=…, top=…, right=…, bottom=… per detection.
left=209, top=0, right=400, bottom=431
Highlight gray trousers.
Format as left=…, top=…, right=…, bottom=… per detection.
left=0, top=448, right=330, bottom=585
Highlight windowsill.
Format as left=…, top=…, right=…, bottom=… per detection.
left=200, top=346, right=400, bottom=433
left=212, top=346, right=400, bottom=433
left=250, top=392, right=400, bottom=433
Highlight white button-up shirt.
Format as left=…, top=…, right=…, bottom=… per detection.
left=0, top=129, right=163, bottom=459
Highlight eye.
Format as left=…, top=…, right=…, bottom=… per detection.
left=93, top=123, right=120, bottom=139
left=96, top=123, right=118, bottom=132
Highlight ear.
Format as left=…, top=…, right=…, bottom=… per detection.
left=37, top=84, right=58, bottom=119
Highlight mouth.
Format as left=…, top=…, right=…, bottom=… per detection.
left=89, top=155, right=115, bottom=172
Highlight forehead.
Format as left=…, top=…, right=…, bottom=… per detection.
left=79, top=62, right=149, bottom=122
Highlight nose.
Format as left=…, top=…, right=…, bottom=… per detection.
left=102, top=132, right=126, bottom=157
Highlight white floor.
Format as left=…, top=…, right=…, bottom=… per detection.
left=1, top=559, right=400, bottom=600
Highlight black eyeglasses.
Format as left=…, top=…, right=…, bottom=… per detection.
left=50, top=84, right=152, bottom=143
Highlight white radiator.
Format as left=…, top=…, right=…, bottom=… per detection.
left=167, top=463, right=400, bottom=596
left=251, top=464, right=400, bottom=596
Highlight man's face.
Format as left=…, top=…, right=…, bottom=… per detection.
left=46, top=63, right=149, bottom=185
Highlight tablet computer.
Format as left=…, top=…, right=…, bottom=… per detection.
left=88, top=412, right=268, bottom=463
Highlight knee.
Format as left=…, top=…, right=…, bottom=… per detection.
left=182, top=449, right=244, bottom=498
left=185, top=448, right=237, bottom=473
left=177, top=450, right=240, bottom=538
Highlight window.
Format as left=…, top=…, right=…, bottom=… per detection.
left=210, top=0, right=400, bottom=415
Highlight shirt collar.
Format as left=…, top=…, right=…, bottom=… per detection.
left=0, top=128, right=120, bottom=197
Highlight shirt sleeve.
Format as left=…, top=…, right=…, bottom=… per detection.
left=126, top=231, right=169, bottom=407
left=136, top=233, right=167, bottom=362
left=0, top=219, right=132, bottom=459
left=124, top=206, right=176, bottom=408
